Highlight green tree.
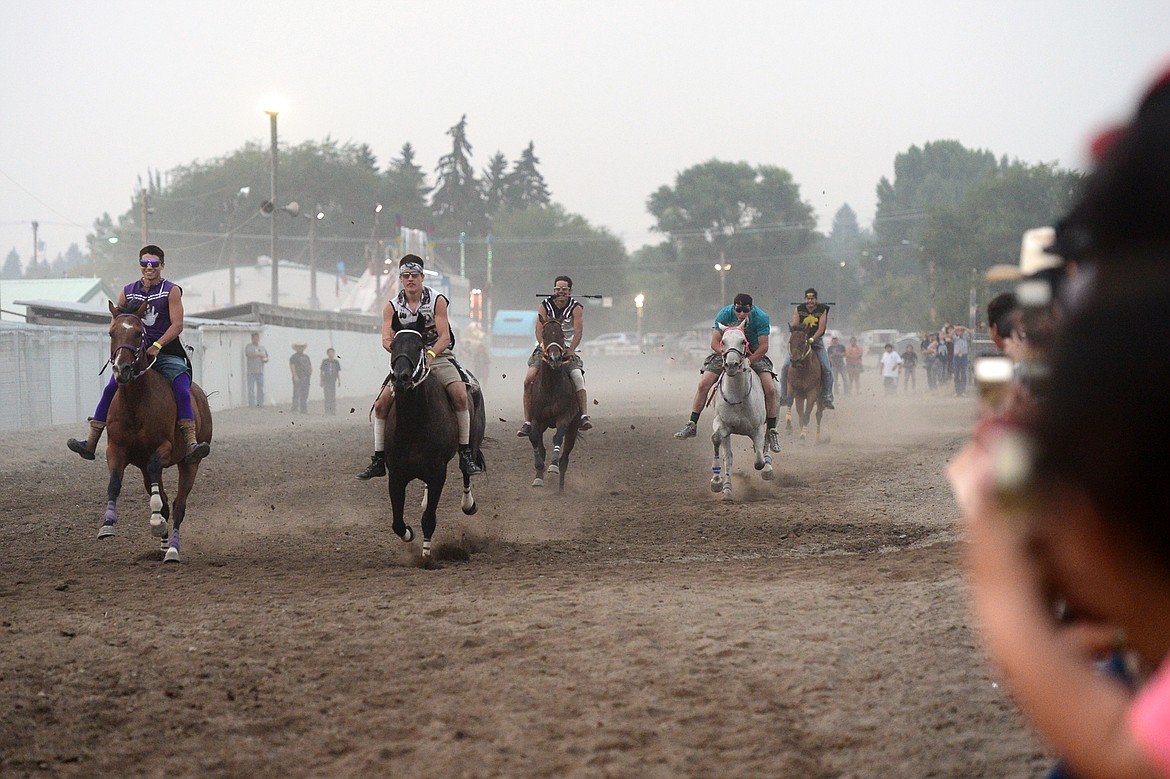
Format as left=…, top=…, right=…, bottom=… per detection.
left=482, top=151, right=509, bottom=218
left=2, top=249, right=20, bottom=279
left=646, top=159, right=817, bottom=314
left=430, top=115, right=486, bottom=252
left=480, top=204, right=627, bottom=315
left=822, top=204, right=869, bottom=331
left=503, top=142, right=551, bottom=210
left=382, top=142, right=430, bottom=232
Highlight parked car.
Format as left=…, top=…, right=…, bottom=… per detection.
left=579, top=332, right=641, bottom=357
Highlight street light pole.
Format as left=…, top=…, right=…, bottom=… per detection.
left=266, top=108, right=280, bottom=306
left=309, top=206, right=322, bottom=309
left=634, top=293, right=645, bottom=342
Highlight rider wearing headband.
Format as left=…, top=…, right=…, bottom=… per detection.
left=778, top=288, right=836, bottom=410
left=673, top=292, right=782, bottom=453
left=515, top=275, right=592, bottom=437
left=356, top=254, right=484, bottom=479
left=67, top=245, right=210, bottom=464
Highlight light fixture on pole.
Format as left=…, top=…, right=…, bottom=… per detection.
left=713, top=255, right=731, bottom=306
left=634, top=293, right=645, bottom=342
left=281, top=201, right=325, bottom=309
left=259, top=94, right=287, bottom=307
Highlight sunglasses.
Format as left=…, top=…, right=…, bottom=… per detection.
left=553, top=286, right=571, bottom=292
left=733, top=305, right=751, bottom=313
left=399, top=272, right=422, bottom=279
left=140, top=260, right=161, bottom=268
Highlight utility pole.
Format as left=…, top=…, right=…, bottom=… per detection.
left=31, top=221, right=39, bottom=268
left=140, top=188, right=150, bottom=245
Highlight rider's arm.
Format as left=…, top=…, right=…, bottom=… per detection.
left=535, top=307, right=547, bottom=346
left=752, top=335, right=769, bottom=362
left=431, top=296, right=453, bottom=357
left=149, top=286, right=184, bottom=355
left=791, top=308, right=802, bottom=329
left=709, top=327, right=723, bottom=353
left=569, top=304, right=584, bottom=353
left=381, top=301, right=396, bottom=353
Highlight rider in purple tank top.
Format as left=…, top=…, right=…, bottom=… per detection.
left=66, top=245, right=210, bottom=464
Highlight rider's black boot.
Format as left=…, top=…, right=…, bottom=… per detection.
left=356, top=452, right=387, bottom=480
left=458, top=445, right=484, bottom=476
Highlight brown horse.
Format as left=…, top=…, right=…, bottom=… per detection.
left=785, top=325, right=824, bottom=443
left=524, top=319, right=580, bottom=490
left=96, top=301, right=212, bottom=562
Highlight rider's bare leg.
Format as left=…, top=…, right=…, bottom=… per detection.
left=691, top=371, right=719, bottom=416
left=760, top=371, right=777, bottom=418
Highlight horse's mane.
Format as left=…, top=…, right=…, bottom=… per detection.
left=116, top=300, right=143, bottom=316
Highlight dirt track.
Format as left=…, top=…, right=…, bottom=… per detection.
left=0, top=358, right=1048, bottom=777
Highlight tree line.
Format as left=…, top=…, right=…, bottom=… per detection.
left=8, top=119, right=1082, bottom=335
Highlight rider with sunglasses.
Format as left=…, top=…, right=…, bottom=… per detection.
left=356, top=254, right=484, bottom=479
left=673, top=292, right=782, bottom=452
left=67, top=245, right=210, bottom=463
left=778, top=288, right=836, bottom=410
left=515, top=275, right=592, bottom=436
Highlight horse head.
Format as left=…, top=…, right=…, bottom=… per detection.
left=540, top=320, right=569, bottom=369
left=720, top=326, right=749, bottom=375
left=108, top=300, right=150, bottom=385
left=389, top=329, right=428, bottom=394
left=789, top=325, right=813, bottom=363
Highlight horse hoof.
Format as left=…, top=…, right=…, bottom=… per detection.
left=97, top=523, right=116, bottom=540
left=163, top=547, right=180, bottom=563
left=754, top=461, right=765, bottom=471
left=710, top=480, right=722, bottom=493
left=422, top=539, right=432, bottom=557
left=721, top=490, right=734, bottom=501
left=150, top=514, right=165, bottom=530
left=547, top=463, right=560, bottom=475
left=402, top=526, right=415, bottom=543
left=532, top=477, right=544, bottom=487
left=762, top=466, right=775, bottom=481
left=462, top=500, right=478, bottom=516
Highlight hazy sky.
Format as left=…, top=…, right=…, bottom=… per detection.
left=2, top=1, right=1167, bottom=270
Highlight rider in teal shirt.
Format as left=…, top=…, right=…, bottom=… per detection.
left=673, top=292, right=781, bottom=452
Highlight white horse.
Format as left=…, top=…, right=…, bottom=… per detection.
left=709, top=326, right=773, bottom=500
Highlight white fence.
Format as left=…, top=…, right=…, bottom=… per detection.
left=0, top=321, right=394, bottom=431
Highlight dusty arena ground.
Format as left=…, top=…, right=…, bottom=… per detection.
left=1, top=357, right=1050, bottom=777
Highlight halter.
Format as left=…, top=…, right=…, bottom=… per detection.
left=104, top=313, right=157, bottom=382
left=540, top=321, right=569, bottom=369
left=391, top=329, right=431, bottom=389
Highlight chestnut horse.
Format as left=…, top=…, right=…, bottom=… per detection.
left=785, top=325, right=824, bottom=442
left=384, top=329, right=484, bottom=560
left=524, top=319, right=580, bottom=490
left=96, top=301, right=212, bottom=562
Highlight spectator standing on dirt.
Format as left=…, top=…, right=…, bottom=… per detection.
left=923, top=334, right=939, bottom=391
left=245, top=332, right=269, bottom=407
left=827, top=335, right=847, bottom=397
left=901, top=344, right=919, bottom=391
left=952, top=326, right=971, bottom=397
left=320, top=348, right=341, bottom=415
left=879, top=343, right=902, bottom=395
left=289, top=343, right=312, bottom=413
left=845, top=336, right=863, bottom=395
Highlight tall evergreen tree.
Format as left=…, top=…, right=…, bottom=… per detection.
left=383, top=142, right=431, bottom=230
left=482, top=151, right=509, bottom=218
left=503, top=142, right=551, bottom=209
left=2, top=248, right=21, bottom=279
left=430, top=115, right=485, bottom=242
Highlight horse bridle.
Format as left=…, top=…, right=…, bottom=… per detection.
left=104, top=313, right=156, bottom=382
left=791, top=333, right=813, bottom=364
left=718, top=330, right=753, bottom=404
left=391, top=329, right=431, bottom=389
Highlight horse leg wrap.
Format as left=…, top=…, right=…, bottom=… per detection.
left=103, top=500, right=117, bottom=526
left=422, top=538, right=432, bottom=557
left=149, top=485, right=165, bottom=530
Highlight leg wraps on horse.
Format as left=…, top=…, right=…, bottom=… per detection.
left=92, top=375, right=119, bottom=423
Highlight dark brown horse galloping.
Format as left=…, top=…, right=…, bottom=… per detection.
left=97, top=301, right=213, bottom=562
left=785, top=325, right=825, bottom=443
left=384, top=329, right=485, bottom=561
left=524, top=319, right=580, bottom=490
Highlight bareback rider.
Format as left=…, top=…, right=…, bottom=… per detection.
left=356, top=254, right=484, bottom=479
left=673, top=292, right=782, bottom=452
left=67, top=245, right=211, bottom=463
left=779, top=288, right=836, bottom=409
left=515, top=274, right=592, bottom=436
